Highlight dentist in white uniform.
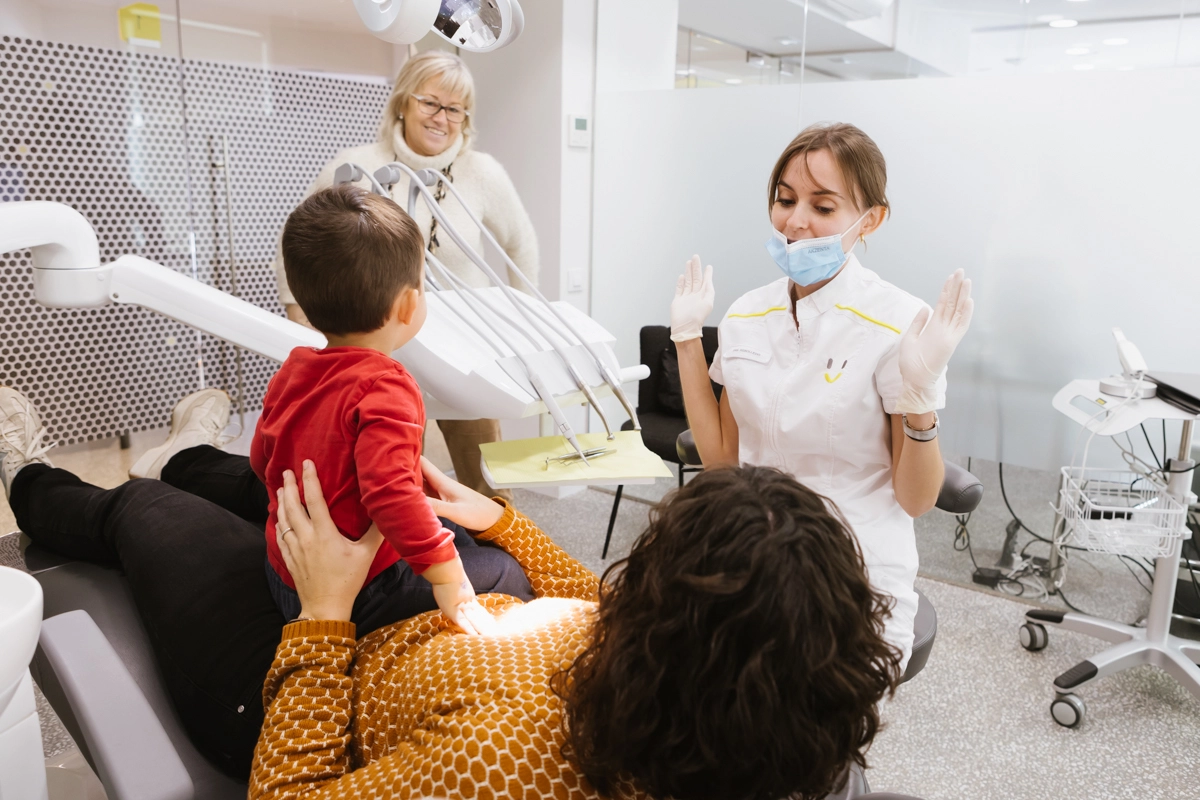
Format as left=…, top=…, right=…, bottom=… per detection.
left=670, top=123, right=974, bottom=669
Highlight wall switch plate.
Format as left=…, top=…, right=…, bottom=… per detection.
left=567, top=268, right=586, bottom=292
left=567, top=114, right=591, bottom=148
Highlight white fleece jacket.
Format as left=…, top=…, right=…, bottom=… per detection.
left=274, top=132, right=539, bottom=305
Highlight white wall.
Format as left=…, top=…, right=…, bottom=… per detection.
left=463, top=0, right=565, bottom=302
left=595, top=0, right=678, bottom=92
left=592, top=84, right=802, bottom=368
left=591, top=68, right=1200, bottom=471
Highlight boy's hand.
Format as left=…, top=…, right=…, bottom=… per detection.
left=421, top=456, right=505, bottom=532
left=425, top=555, right=499, bottom=636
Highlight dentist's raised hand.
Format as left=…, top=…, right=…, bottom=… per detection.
left=670, top=254, right=715, bottom=343
left=896, top=269, right=974, bottom=415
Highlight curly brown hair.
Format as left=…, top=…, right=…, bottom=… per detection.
left=555, top=466, right=901, bottom=800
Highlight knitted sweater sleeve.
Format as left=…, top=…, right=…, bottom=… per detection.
left=474, top=501, right=600, bottom=600
left=475, top=152, right=540, bottom=293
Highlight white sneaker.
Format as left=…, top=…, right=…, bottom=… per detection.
left=0, top=387, right=54, bottom=499
left=129, top=389, right=232, bottom=480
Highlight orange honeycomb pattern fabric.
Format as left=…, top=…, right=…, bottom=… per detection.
left=248, top=502, right=645, bottom=800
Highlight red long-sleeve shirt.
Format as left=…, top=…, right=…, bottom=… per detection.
left=251, top=346, right=456, bottom=589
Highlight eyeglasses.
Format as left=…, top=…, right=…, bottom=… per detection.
left=411, top=94, right=469, bottom=123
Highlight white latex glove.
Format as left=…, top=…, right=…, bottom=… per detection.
left=895, top=269, right=974, bottom=415
left=670, top=254, right=714, bottom=343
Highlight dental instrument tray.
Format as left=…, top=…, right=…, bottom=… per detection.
left=1056, top=467, right=1189, bottom=559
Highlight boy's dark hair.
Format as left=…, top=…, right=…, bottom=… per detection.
left=555, top=465, right=901, bottom=800
left=281, top=184, right=425, bottom=336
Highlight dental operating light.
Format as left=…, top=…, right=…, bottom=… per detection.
left=354, top=0, right=524, bottom=52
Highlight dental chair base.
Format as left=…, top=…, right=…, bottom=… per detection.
left=0, top=566, right=48, bottom=800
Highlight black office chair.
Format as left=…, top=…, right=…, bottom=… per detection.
left=602, top=324, right=718, bottom=558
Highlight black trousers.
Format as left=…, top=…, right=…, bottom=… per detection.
left=10, top=445, right=533, bottom=779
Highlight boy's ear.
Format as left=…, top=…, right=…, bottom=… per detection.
left=393, top=286, right=422, bottom=326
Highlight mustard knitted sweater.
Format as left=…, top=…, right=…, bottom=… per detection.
left=248, top=503, right=643, bottom=800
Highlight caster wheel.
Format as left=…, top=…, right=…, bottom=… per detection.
left=1051, top=693, right=1085, bottom=728
left=1019, top=622, right=1048, bottom=652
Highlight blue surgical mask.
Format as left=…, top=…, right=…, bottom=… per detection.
left=765, top=209, right=872, bottom=286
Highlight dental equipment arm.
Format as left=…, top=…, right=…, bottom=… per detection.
left=2, top=202, right=325, bottom=363
left=374, top=162, right=607, bottom=458
left=423, top=169, right=642, bottom=431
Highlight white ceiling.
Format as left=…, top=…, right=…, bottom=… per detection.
left=678, top=0, right=1200, bottom=75
left=678, top=0, right=894, bottom=56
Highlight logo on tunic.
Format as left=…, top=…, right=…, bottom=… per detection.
left=824, top=358, right=847, bottom=383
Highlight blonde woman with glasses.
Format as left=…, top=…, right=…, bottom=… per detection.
left=274, top=50, right=539, bottom=499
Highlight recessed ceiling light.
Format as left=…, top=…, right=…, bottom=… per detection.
left=1050, top=19, right=1079, bottom=28
left=1072, top=63, right=1095, bottom=70
left=1103, top=37, right=1129, bottom=46
left=829, top=56, right=854, bottom=64
left=777, top=36, right=801, bottom=46
left=725, top=78, right=743, bottom=85
left=1065, top=47, right=1091, bottom=55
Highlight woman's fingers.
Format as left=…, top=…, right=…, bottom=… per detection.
left=299, top=460, right=330, bottom=518
left=905, top=305, right=932, bottom=342
left=275, top=488, right=299, bottom=574
left=279, top=469, right=312, bottom=535
left=359, top=522, right=385, bottom=554
left=935, top=270, right=963, bottom=323
left=687, top=254, right=702, bottom=291
left=420, top=456, right=453, bottom=498
left=701, top=263, right=714, bottom=296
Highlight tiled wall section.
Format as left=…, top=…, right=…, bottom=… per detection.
left=0, top=35, right=389, bottom=444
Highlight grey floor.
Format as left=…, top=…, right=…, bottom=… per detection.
left=4, top=448, right=1199, bottom=799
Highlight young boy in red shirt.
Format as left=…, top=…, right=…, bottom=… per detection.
left=252, top=184, right=525, bottom=634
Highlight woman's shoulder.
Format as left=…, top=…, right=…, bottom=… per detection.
left=722, top=277, right=791, bottom=321
left=854, top=262, right=929, bottom=323
left=453, top=148, right=511, bottom=182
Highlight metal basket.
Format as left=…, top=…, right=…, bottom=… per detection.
left=1057, top=467, right=1189, bottom=559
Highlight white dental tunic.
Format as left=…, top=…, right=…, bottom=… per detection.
left=709, top=254, right=944, bottom=669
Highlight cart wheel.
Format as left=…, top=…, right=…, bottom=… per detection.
left=1019, top=622, right=1048, bottom=652
left=1051, top=693, right=1085, bottom=728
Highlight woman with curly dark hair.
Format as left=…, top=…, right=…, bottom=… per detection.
left=247, top=458, right=901, bottom=800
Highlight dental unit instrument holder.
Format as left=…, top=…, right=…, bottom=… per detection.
left=407, top=166, right=642, bottom=432
left=365, top=160, right=638, bottom=463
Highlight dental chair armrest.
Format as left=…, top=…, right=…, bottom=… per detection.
left=32, top=610, right=193, bottom=800
left=936, top=459, right=984, bottom=516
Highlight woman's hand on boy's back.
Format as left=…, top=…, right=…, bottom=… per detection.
left=421, top=456, right=505, bottom=532
left=276, top=460, right=384, bottom=623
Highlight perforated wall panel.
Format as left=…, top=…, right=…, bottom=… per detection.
left=0, top=35, right=389, bottom=445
